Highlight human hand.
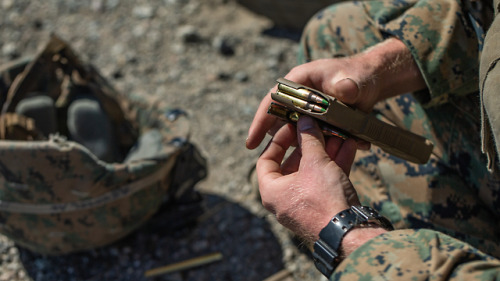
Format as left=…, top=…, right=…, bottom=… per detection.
left=256, top=116, right=359, bottom=241
left=246, top=38, right=426, bottom=150
left=246, top=56, right=376, bottom=150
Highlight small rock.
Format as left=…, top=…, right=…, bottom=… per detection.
left=1, top=0, right=14, bottom=10
left=177, top=25, right=202, bottom=43
left=164, top=0, right=188, bottom=5
left=266, top=58, right=279, bottom=70
left=90, top=0, right=103, bottom=12
left=110, top=43, right=125, bottom=57
left=217, top=71, right=231, bottom=81
left=2, top=42, right=18, bottom=58
left=235, top=71, right=249, bottom=82
left=66, top=266, right=75, bottom=274
left=109, top=247, right=119, bottom=257
left=212, top=36, right=236, bottom=56
left=105, top=0, right=120, bottom=10
left=133, top=5, right=154, bottom=19
left=267, top=45, right=286, bottom=62
left=32, top=19, right=44, bottom=30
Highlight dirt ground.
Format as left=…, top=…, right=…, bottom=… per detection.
left=0, top=0, right=329, bottom=280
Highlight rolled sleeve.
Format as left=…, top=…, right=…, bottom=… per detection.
left=362, top=0, right=491, bottom=106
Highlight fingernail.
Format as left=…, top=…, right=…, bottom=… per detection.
left=336, top=78, right=359, bottom=100
left=298, top=116, right=315, bottom=132
left=345, top=78, right=359, bottom=90
left=357, top=141, right=370, bottom=151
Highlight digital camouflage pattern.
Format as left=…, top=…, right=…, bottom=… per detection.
left=333, top=229, right=500, bottom=280
left=299, top=0, right=500, bottom=279
left=299, top=0, right=494, bottom=106
left=0, top=35, right=193, bottom=255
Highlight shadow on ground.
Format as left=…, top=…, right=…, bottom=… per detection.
left=17, top=144, right=284, bottom=281
left=18, top=193, right=284, bottom=281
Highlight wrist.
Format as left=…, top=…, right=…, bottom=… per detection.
left=311, top=204, right=350, bottom=241
left=340, top=226, right=387, bottom=258
left=312, top=206, right=393, bottom=277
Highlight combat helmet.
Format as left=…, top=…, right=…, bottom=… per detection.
left=0, top=35, right=197, bottom=255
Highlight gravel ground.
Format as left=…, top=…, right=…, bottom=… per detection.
left=0, top=0, right=328, bottom=280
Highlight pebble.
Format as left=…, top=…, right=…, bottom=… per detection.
left=212, top=35, right=236, bottom=56
left=90, top=0, right=103, bottom=12
left=164, top=0, right=188, bottom=5
left=105, top=0, right=120, bottom=10
left=177, top=25, right=202, bottom=43
left=235, top=71, right=249, bottom=82
left=1, top=42, right=17, bottom=57
left=132, top=5, right=154, bottom=19
left=1, top=0, right=13, bottom=10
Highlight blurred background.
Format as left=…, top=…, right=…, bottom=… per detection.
left=0, top=0, right=334, bottom=280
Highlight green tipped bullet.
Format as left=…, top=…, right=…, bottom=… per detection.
left=275, top=91, right=327, bottom=113
left=278, top=83, right=329, bottom=107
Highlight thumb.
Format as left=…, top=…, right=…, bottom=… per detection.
left=297, top=116, right=328, bottom=161
left=332, top=78, right=360, bottom=105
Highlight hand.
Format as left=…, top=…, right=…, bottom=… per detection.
left=257, top=116, right=359, bottom=241
left=257, top=116, right=389, bottom=256
left=247, top=56, right=376, bottom=150
left=246, top=38, right=426, bottom=150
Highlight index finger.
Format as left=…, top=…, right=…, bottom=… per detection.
left=257, top=123, right=296, bottom=180
left=246, top=92, right=278, bottom=149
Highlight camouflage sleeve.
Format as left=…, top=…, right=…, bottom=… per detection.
left=331, top=229, right=500, bottom=280
left=362, top=0, right=493, bottom=106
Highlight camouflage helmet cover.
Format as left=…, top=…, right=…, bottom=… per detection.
left=0, top=35, right=190, bottom=255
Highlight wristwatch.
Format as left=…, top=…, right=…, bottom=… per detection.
left=312, top=205, right=393, bottom=277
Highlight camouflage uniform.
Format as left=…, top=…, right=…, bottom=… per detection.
left=299, top=1, right=500, bottom=279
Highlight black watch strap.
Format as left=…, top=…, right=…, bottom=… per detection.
left=312, top=206, right=393, bottom=277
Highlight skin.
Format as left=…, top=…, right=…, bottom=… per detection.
left=257, top=116, right=387, bottom=256
left=250, top=38, right=427, bottom=257
left=246, top=38, right=426, bottom=150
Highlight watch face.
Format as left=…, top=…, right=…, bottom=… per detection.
left=354, top=206, right=394, bottom=230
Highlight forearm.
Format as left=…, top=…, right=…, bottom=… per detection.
left=361, top=0, right=492, bottom=104
left=356, top=37, right=427, bottom=102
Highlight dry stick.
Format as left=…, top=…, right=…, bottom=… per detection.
left=144, top=252, right=223, bottom=278
left=263, top=269, right=292, bottom=281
